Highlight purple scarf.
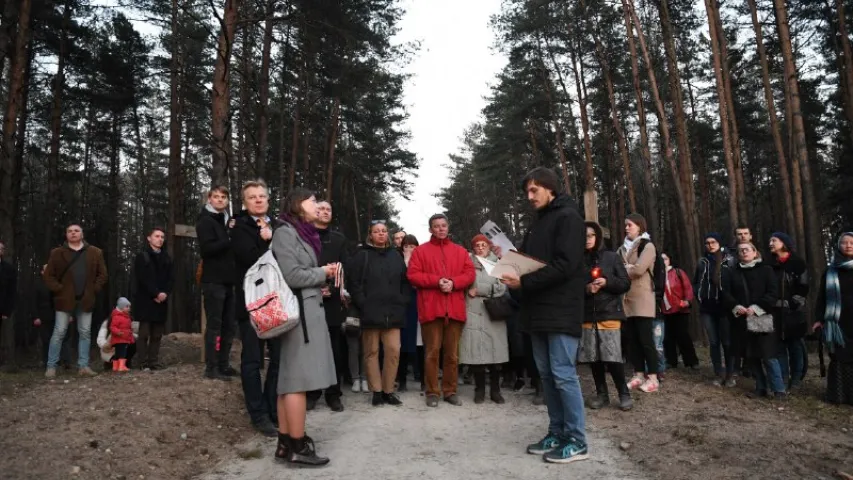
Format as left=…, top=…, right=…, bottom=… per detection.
left=280, top=213, right=322, bottom=260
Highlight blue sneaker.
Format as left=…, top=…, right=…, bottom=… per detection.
left=526, top=433, right=561, bottom=455
left=543, top=437, right=589, bottom=464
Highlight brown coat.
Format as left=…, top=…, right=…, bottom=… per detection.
left=43, top=244, right=108, bottom=313
left=617, top=240, right=656, bottom=318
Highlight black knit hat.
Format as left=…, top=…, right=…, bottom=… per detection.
left=771, top=232, right=795, bottom=252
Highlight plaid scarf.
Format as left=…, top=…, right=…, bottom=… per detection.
left=823, top=233, right=853, bottom=353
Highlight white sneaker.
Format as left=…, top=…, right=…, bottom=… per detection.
left=361, top=379, right=370, bottom=393
left=352, top=378, right=362, bottom=393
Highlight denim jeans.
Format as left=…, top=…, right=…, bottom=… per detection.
left=750, top=357, right=786, bottom=394
left=653, top=318, right=666, bottom=374
left=777, top=337, right=805, bottom=385
left=48, top=308, right=93, bottom=368
left=530, top=333, right=586, bottom=445
left=701, top=312, right=732, bottom=376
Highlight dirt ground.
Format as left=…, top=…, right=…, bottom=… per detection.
left=0, top=335, right=852, bottom=480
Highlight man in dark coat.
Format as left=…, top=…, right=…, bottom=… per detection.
left=0, top=242, right=16, bottom=354
left=500, top=167, right=588, bottom=465
left=196, top=186, right=237, bottom=380
left=306, top=200, right=348, bottom=412
left=132, top=227, right=174, bottom=369
left=231, top=180, right=282, bottom=436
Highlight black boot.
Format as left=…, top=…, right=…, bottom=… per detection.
left=489, top=367, right=505, bottom=404
left=474, top=368, right=486, bottom=404
left=532, top=377, right=544, bottom=405
left=274, top=433, right=290, bottom=461
left=372, top=392, right=384, bottom=406
left=287, top=435, right=329, bottom=467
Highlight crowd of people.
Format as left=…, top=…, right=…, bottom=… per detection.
left=0, top=166, right=851, bottom=469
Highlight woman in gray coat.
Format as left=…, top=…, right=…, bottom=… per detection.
left=460, top=234, right=509, bottom=404
left=272, top=188, right=339, bottom=468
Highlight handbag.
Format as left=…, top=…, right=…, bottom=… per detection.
left=483, top=285, right=514, bottom=320
left=740, top=272, right=774, bottom=334
left=342, top=252, right=369, bottom=337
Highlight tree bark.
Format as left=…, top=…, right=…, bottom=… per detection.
left=288, top=101, right=300, bottom=190
left=325, top=97, right=341, bottom=200
left=256, top=0, right=275, bottom=178
left=537, top=57, right=572, bottom=196
left=568, top=46, right=595, bottom=194
left=45, top=0, right=71, bottom=256
left=773, top=0, right=826, bottom=271
left=166, top=0, right=185, bottom=333
left=834, top=0, right=853, bottom=147
left=211, top=0, right=240, bottom=187
left=746, top=0, right=797, bottom=242
left=0, top=0, right=31, bottom=253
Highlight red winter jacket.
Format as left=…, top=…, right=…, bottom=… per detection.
left=109, top=309, right=135, bottom=345
left=407, top=236, right=476, bottom=324
left=661, top=267, right=694, bottom=315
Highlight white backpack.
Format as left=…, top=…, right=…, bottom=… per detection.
left=243, top=249, right=301, bottom=339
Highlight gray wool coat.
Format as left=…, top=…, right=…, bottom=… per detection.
left=460, top=253, right=509, bottom=365
left=271, top=222, right=337, bottom=394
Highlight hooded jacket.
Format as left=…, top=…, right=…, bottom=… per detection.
left=768, top=251, right=809, bottom=338
left=583, top=223, right=631, bottom=324
left=109, top=308, right=135, bottom=345
left=196, top=205, right=235, bottom=285
left=407, top=236, right=476, bottom=323
left=348, top=242, right=411, bottom=329
left=518, top=194, right=586, bottom=337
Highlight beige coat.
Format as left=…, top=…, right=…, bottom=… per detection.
left=460, top=253, right=509, bottom=365
left=618, top=240, right=657, bottom=318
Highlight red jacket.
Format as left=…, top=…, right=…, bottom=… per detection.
left=407, top=236, right=476, bottom=323
left=662, top=267, right=694, bottom=315
left=110, top=309, right=135, bottom=345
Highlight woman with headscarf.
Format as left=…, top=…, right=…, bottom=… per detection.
left=460, top=234, right=510, bottom=404
left=580, top=222, right=633, bottom=410
left=723, top=242, right=783, bottom=400
left=814, top=232, right=853, bottom=405
left=694, top=233, right=735, bottom=387
left=348, top=220, right=411, bottom=407
left=272, top=188, right=338, bottom=467
left=617, top=213, right=660, bottom=393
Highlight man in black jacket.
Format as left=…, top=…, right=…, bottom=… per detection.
left=231, top=180, right=282, bottom=436
left=501, top=167, right=588, bottom=465
left=196, top=186, right=237, bottom=381
left=0, top=242, right=16, bottom=353
left=306, top=200, right=347, bottom=412
left=132, top=227, right=174, bottom=369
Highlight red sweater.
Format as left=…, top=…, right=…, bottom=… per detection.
left=662, top=268, right=694, bottom=315
left=406, top=236, right=476, bottom=323
left=110, top=309, right=135, bottom=345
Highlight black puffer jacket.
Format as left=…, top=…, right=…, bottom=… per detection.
left=518, top=194, right=586, bottom=337
left=583, top=244, right=631, bottom=324
left=768, top=252, right=809, bottom=339
left=348, top=243, right=411, bottom=329
left=196, top=206, right=235, bottom=285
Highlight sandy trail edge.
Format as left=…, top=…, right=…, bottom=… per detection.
left=203, top=385, right=646, bottom=480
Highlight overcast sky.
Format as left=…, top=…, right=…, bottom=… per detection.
left=391, top=0, right=507, bottom=243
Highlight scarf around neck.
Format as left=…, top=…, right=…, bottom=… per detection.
left=823, top=232, right=853, bottom=352
left=205, top=203, right=230, bottom=226
left=739, top=259, right=761, bottom=269
left=623, top=232, right=651, bottom=253
left=280, top=213, right=322, bottom=260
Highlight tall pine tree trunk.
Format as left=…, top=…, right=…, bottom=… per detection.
left=211, top=0, right=240, bottom=187
left=325, top=97, right=341, bottom=200
left=835, top=0, right=853, bottom=146
left=746, top=0, right=797, bottom=242
left=773, top=0, right=826, bottom=271
left=45, top=0, right=71, bottom=256
left=166, top=0, right=185, bottom=333
left=536, top=55, right=572, bottom=195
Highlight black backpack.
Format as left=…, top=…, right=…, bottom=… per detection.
left=637, top=239, right=666, bottom=297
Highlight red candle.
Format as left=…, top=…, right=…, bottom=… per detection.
left=591, top=266, right=602, bottom=279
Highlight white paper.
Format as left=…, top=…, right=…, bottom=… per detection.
left=476, top=255, right=497, bottom=275
left=480, top=220, right=517, bottom=253
left=486, top=250, right=546, bottom=279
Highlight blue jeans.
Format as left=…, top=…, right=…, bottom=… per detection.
left=701, top=312, right=732, bottom=376
left=750, top=357, right=786, bottom=394
left=777, top=338, right=805, bottom=385
left=48, top=308, right=93, bottom=368
left=530, top=333, right=586, bottom=445
left=653, top=318, right=666, bottom=374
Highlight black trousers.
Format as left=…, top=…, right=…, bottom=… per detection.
left=663, top=313, right=699, bottom=368
left=239, top=320, right=281, bottom=424
left=308, top=325, right=345, bottom=402
left=624, top=317, right=658, bottom=374
left=114, top=344, right=129, bottom=359
left=397, top=348, right=424, bottom=387
left=590, top=361, right=629, bottom=395
left=202, top=283, right=236, bottom=370
left=137, top=322, right=166, bottom=366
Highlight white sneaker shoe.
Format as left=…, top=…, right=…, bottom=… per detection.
left=352, top=378, right=362, bottom=393
left=361, top=379, right=370, bottom=393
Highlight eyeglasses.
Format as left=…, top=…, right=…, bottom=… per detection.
left=370, top=219, right=387, bottom=225
left=738, top=247, right=754, bottom=253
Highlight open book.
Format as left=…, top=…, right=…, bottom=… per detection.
left=476, top=250, right=546, bottom=279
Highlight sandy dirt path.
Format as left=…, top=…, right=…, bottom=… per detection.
left=204, top=385, right=645, bottom=480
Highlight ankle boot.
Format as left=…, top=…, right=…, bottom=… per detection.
left=275, top=433, right=291, bottom=461
left=112, top=360, right=119, bottom=372
left=616, top=381, right=633, bottom=411
left=587, top=383, right=610, bottom=409
left=474, top=369, right=486, bottom=404
left=117, top=359, right=129, bottom=372
left=287, top=435, right=330, bottom=467
left=489, top=368, right=505, bottom=404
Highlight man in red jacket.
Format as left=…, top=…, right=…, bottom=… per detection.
left=407, top=214, right=476, bottom=407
